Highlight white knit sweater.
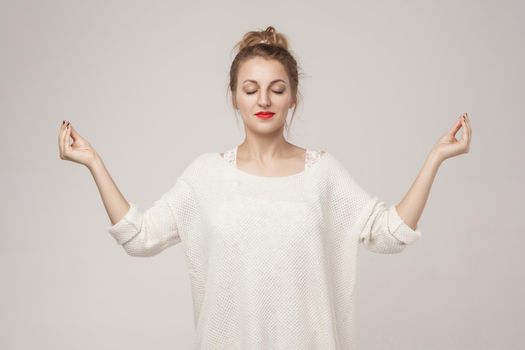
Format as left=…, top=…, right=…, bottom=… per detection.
left=107, top=146, right=422, bottom=349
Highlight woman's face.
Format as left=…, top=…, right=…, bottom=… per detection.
left=233, top=56, right=295, bottom=134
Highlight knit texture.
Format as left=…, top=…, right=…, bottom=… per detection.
left=107, top=146, right=422, bottom=349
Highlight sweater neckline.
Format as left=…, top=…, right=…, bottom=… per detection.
left=218, top=145, right=326, bottom=180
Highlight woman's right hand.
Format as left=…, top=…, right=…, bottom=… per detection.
left=58, top=120, right=100, bottom=168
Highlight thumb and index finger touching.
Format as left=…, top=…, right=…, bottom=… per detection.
left=448, top=113, right=466, bottom=135
left=58, top=120, right=82, bottom=156
left=447, top=113, right=472, bottom=148
left=58, top=120, right=80, bottom=142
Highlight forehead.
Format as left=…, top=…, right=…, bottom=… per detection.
left=238, top=57, right=288, bottom=84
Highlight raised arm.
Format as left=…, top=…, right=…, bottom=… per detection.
left=58, top=120, right=188, bottom=257
left=88, top=157, right=131, bottom=228
left=58, top=120, right=131, bottom=226
left=90, top=154, right=191, bottom=257
left=58, top=120, right=130, bottom=228
left=395, top=113, right=472, bottom=230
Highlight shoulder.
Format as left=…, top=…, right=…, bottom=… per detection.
left=315, top=150, right=343, bottom=171
left=191, top=151, right=218, bottom=165
left=316, top=151, right=359, bottom=186
left=179, top=152, right=219, bottom=178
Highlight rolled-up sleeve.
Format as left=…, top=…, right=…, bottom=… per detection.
left=107, top=177, right=194, bottom=257
left=107, top=202, right=145, bottom=245
left=359, top=196, right=422, bottom=254
left=324, top=152, right=422, bottom=254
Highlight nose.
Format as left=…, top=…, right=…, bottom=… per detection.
left=257, top=90, right=271, bottom=107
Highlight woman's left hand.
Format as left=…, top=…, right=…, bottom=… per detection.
left=430, top=112, right=472, bottom=162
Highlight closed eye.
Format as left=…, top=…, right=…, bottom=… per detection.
left=246, top=90, right=284, bottom=95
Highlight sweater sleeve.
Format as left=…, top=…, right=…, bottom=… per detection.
left=326, top=153, right=421, bottom=254
left=357, top=196, right=422, bottom=254
left=107, top=177, right=195, bottom=257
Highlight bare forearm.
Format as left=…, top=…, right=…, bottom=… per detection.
left=395, top=152, right=442, bottom=230
left=87, top=157, right=130, bottom=226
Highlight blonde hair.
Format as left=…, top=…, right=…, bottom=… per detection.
left=228, top=26, right=304, bottom=136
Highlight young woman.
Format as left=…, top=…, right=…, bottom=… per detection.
left=58, top=26, right=472, bottom=349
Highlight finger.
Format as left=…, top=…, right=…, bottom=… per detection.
left=59, top=121, right=67, bottom=155
left=466, top=113, right=472, bottom=140
left=68, top=123, right=79, bottom=141
left=65, top=124, right=72, bottom=151
left=448, top=117, right=463, bottom=136
left=58, top=121, right=65, bottom=154
left=462, top=113, right=471, bottom=141
left=61, top=122, right=70, bottom=155
left=460, top=118, right=469, bottom=144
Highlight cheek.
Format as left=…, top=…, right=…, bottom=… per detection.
left=236, top=93, right=253, bottom=105
left=275, top=96, right=292, bottom=108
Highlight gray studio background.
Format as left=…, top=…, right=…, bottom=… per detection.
left=1, top=0, right=523, bottom=349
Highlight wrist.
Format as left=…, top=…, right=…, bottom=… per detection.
left=87, top=155, right=104, bottom=172
left=426, top=151, right=444, bottom=167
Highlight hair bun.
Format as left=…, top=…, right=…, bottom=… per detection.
left=236, top=25, right=289, bottom=52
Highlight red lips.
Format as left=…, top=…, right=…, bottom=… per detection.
left=255, top=112, right=275, bottom=119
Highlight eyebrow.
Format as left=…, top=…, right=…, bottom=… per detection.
left=242, top=79, right=287, bottom=85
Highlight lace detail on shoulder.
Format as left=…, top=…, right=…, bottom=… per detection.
left=222, top=148, right=236, bottom=165
left=305, top=149, right=326, bottom=169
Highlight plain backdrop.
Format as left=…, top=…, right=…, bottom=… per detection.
left=1, top=0, right=523, bottom=349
